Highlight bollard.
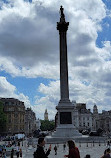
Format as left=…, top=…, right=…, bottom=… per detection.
left=86, top=142, right=88, bottom=147
left=93, top=141, right=94, bottom=147
left=79, top=141, right=81, bottom=147
left=22, top=141, right=23, bottom=146
left=104, top=140, right=106, bottom=146
left=99, top=141, right=101, bottom=146
left=91, top=142, right=92, bottom=147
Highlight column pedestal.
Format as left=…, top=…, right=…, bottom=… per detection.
left=46, top=102, right=81, bottom=143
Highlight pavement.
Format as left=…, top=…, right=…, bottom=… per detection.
left=0, top=138, right=111, bottom=158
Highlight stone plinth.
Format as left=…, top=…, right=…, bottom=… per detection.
left=52, top=125, right=81, bottom=137
left=46, top=102, right=82, bottom=143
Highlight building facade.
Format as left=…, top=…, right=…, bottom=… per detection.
left=72, top=101, right=93, bottom=132
left=95, top=110, right=111, bottom=135
left=0, top=98, right=38, bottom=136
left=0, top=98, right=25, bottom=135
left=36, top=118, right=41, bottom=130
left=72, top=101, right=111, bottom=134
left=25, top=107, right=37, bottom=136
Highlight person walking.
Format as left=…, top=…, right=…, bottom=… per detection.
left=100, top=149, right=107, bottom=158
left=2, top=149, right=6, bottom=158
left=63, top=143, right=66, bottom=151
left=101, top=148, right=111, bottom=158
left=33, top=137, right=51, bottom=158
left=107, top=141, right=110, bottom=148
left=104, top=148, right=111, bottom=158
left=11, top=149, right=14, bottom=158
left=19, top=148, right=22, bottom=158
left=16, top=142, right=20, bottom=158
left=64, top=140, right=80, bottom=158
left=0, top=151, right=2, bottom=158
left=54, top=145, right=57, bottom=155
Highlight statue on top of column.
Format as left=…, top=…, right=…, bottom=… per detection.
left=60, top=6, right=65, bottom=22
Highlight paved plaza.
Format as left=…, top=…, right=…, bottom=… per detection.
left=1, top=138, right=110, bottom=158
left=23, top=142, right=109, bottom=158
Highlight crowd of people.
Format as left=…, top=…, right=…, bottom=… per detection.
left=0, top=136, right=111, bottom=158
left=0, top=140, right=23, bottom=158
left=33, top=137, right=111, bottom=158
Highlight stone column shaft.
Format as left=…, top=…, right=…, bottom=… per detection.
left=59, top=31, right=69, bottom=101
left=57, top=5, right=70, bottom=103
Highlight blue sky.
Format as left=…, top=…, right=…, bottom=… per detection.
left=1, top=71, right=51, bottom=104
left=0, top=0, right=111, bottom=119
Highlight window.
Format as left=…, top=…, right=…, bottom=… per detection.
left=14, top=125, right=18, bottom=130
left=8, top=108, right=11, bottom=111
left=8, top=119, right=11, bottom=123
left=14, top=114, right=18, bottom=118
left=5, top=102, right=9, bottom=105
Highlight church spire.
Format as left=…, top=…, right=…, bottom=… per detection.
left=44, top=109, right=48, bottom=120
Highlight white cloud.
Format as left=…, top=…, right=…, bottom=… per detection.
left=33, top=96, right=57, bottom=120
left=0, top=76, right=16, bottom=95
left=0, top=0, right=106, bottom=71
left=0, top=76, right=31, bottom=108
left=34, top=77, right=111, bottom=119
left=0, top=0, right=111, bottom=119
left=0, top=57, right=59, bottom=78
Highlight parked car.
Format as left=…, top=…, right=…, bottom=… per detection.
left=38, top=131, right=49, bottom=138
left=33, top=129, right=41, bottom=138
left=82, top=130, right=89, bottom=135
left=89, top=131, right=99, bottom=136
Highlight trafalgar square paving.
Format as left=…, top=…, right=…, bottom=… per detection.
left=22, top=141, right=109, bottom=158
left=1, top=136, right=110, bottom=158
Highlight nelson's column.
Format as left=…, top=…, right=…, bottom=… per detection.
left=46, top=6, right=81, bottom=143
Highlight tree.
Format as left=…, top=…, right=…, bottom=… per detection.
left=0, top=101, right=7, bottom=134
left=40, top=120, right=55, bottom=131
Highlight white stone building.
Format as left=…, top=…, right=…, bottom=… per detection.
left=72, top=101, right=93, bottom=132
left=25, top=108, right=37, bottom=136
left=36, top=118, right=41, bottom=129
left=72, top=101, right=111, bottom=134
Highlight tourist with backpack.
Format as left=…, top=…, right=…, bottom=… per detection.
left=33, top=137, right=51, bottom=158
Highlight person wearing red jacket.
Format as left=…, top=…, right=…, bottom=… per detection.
left=64, top=140, right=80, bottom=158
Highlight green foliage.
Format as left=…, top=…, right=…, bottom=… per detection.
left=0, top=101, right=7, bottom=133
left=40, top=120, right=55, bottom=131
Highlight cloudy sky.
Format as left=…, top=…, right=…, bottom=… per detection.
left=0, top=0, right=111, bottom=120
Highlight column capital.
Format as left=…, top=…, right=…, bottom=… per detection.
left=57, top=6, right=69, bottom=32
left=57, top=22, right=69, bottom=32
